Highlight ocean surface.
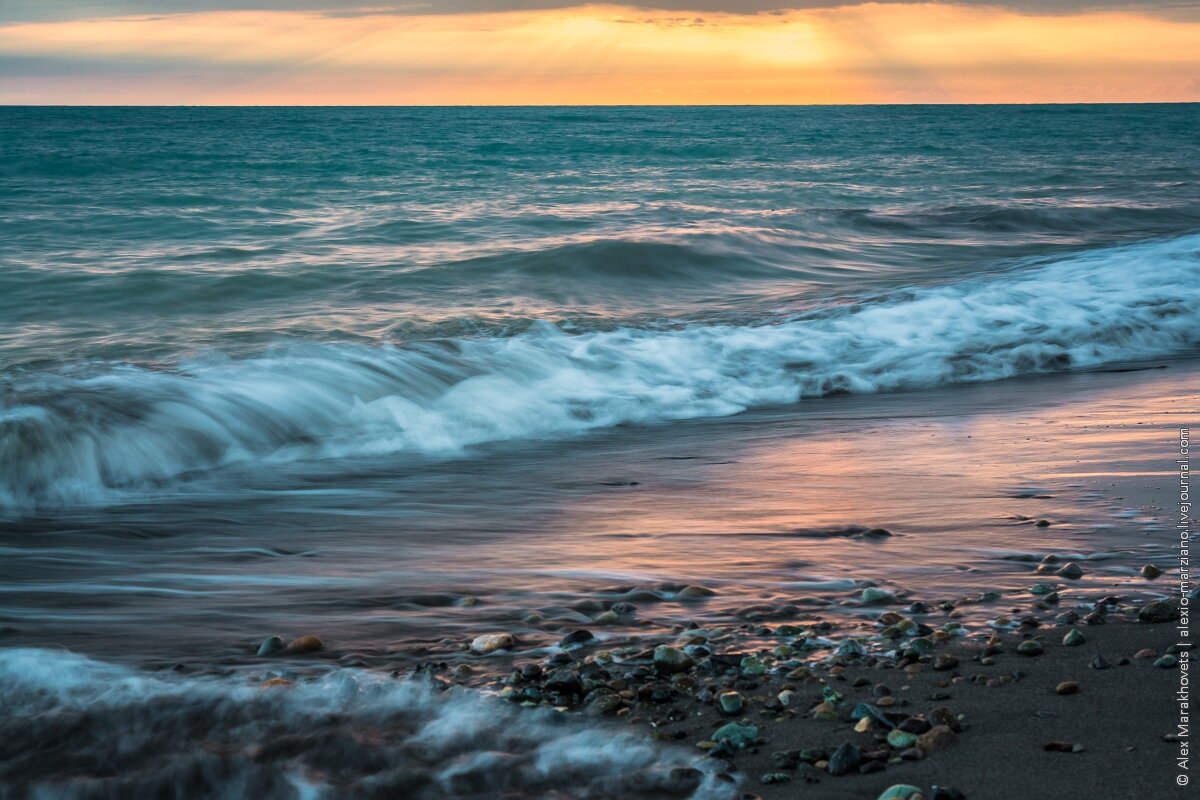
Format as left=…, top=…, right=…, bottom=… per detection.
left=2, top=104, right=1199, bottom=797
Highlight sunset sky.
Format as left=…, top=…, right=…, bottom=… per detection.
left=2, top=1, right=1198, bottom=104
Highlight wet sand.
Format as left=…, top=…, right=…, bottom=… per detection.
left=1, top=360, right=1194, bottom=798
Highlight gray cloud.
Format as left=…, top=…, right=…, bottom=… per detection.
left=2, top=0, right=1199, bottom=24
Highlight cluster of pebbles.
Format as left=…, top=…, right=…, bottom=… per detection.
left=253, top=561, right=1191, bottom=800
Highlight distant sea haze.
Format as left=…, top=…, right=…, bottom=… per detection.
left=2, top=104, right=1200, bottom=510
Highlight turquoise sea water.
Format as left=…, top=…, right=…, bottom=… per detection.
left=1, top=105, right=1198, bottom=797
left=3, top=104, right=1200, bottom=509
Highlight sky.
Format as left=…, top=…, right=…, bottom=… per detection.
left=1, top=2, right=1198, bottom=104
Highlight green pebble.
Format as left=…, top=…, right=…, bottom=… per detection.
left=1062, top=629, right=1086, bottom=647
left=1017, top=640, right=1044, bottom=656
left=887, top=730, right=919, bottom=749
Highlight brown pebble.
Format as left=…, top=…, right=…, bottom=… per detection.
left=1134, top=648, right=1157, bottom=659
left=283, top=635, right=324, bottom=654
left=1056, top=681, right=1080, bottom=695
left=917, top=724, right=956, bottom=753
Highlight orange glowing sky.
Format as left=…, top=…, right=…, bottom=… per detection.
left=1, top=2, right=1198, bottom=104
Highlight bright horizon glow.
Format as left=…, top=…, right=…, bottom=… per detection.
left=1, top=2, right=1198, bottom=105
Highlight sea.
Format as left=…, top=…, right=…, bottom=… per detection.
left=1, top=104, right=1198, bottom=797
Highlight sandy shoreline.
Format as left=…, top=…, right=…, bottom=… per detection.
left=1, top=361, right=1195, bottom=798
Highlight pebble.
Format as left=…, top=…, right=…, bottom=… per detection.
left=718, top=690, right=744, bottom=714
left=1055, top=681, right=1080, bottom=695
left=1055, top=562, right=1084, bottom=579
left=1134, top=648, right=1157, bottom=659
left=887, top=730, right=919, bottom=749
left=931, top=787, right=967, bottom=800
left=760, top=772, right=791, bottom=785
left=559, top=629, right=595, bottom=648
left=1016, top=640, right=1044, bottom=656
left=1029, top=583, right=1056, bottom=596
left=283, top=635, right=324, bottom=654
left=711, top=722, right=758, bottom=750
left=1062, top=628, right=1086, bottom=647
left=592, top=610, right=619, bottom=625
left=877, top=786, right=925, bottom=800
left=677, top=585, right=716, bottom=600
left=1090, top=655, right=1110, bottom=670
left=933, top=654, right=959, bottom=671
left=917, top=725, right=956, bottom=753
left=653, top=645, right=694, bottom=673
left=470, top=633, right=515, bottom=654
left=1141, top=564, right=1162, bottom=579
left=256, top=635, right=285, bottom=656
left=863, top=587, right=898, bottom=605
left=827, top=742, right=863, bottom=776
left=1154, top=655, right=1179, bottom=669
left=1138, top=600, right=1180, bottom=623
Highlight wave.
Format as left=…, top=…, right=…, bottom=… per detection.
left=0, top=648, right=732, bottom=799
left=3, top=233, right=1199, bottom=511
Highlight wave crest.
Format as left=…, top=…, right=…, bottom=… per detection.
left=3, top=234, right=1199, bottom=511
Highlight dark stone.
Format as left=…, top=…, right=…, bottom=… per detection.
left=559, top=630, right=595, bottom=648
left=583, top=690, right=623, bottom=716
left=859, top=760, right=886, bottom=774
left=544, top=669, right=582, bottom=695
left=1138, top=601, right=1180, bottom=623
left=928, top=707, right=961, bottom=732
left=770, top=750, right=800, bottom=770
left=931, top=787, right=967, bottom=800
left=827, top=742, right=862, bottom=776
left=798, top=748, right=829, bottom=764
left=545, top=652, right=574, bottom=668
left=898, top=716, right=932, bottom=734
left=933, top=654, right=959, bottom=671
left=851, top=703, right=896, bottom=729
left=1089, top=655, right=1110, bottom=671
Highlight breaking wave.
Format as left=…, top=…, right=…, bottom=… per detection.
left=0, top=648, right=733, bottom=799
left=3, top=233, right=1199, bottom=511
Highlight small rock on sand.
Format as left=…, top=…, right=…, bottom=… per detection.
left=676, top=585, right=716, bottom=600
left=653, top=645, right=694, bottom=673
left=1056, top=681, right=1080, bottom=695
left=1055, top=562, right=1084, bottom=579
left=1138, top=600, right=1179, bottom=623
left=917, top=725, right=956, bottom=753
left=877, top=787, right=925, bottom=800
left=283, top=635, right=323, bottom=654
left=471, top=632, right=515, bottom=654
left=256, top=635, right=285, bottom=656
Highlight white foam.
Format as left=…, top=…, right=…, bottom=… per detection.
left=3, top=233, right=1199, bottom=510
left=0, top=648, right=734, bottom=799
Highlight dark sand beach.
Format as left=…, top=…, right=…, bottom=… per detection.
left=3, top=357, right=1192, bottom=799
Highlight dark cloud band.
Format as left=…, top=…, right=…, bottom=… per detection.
left=3, top=0, right=1198, bottom=25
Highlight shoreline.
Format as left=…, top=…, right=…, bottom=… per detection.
left=1, top=360, right=1195, bottom=798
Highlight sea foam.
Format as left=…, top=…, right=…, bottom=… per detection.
left=0, top=648, right=732, bottom=799
left=2, top=233, right=1199, bottom=511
